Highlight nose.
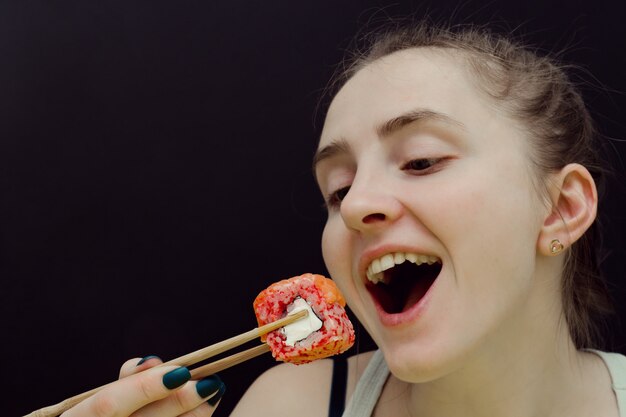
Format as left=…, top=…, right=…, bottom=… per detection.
left=339, top=176, right=403, bottom=232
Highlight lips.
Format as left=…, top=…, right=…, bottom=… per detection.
left=363, top=251, right=442, bottom=322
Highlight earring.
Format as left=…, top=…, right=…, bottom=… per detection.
left=549, top=239, right=564, bottom=254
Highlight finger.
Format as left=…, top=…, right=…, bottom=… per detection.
left=130, top=375, right=225, bottom=417
left=62, top=366, right=191, bottom=417
left=169, top=379, right=226, bottom=417
left=120, top=356, right=163, bottom=379
left=177, top=402, right=217, bottom=417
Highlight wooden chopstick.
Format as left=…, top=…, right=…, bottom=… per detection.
left=190, top=344, right=271, bottom=379
left=24, top=309, right=307, bottom=417
left=162, top=309, right=307, bottom=368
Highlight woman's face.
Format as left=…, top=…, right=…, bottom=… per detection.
left=315, top=48, right=553, bottom=381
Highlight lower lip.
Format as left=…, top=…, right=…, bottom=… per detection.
left=372, top=275, right=439, bottom=327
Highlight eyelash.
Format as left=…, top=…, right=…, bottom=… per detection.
left=401, top=157, right=444, bottom=172
left=325, top=186, right=350, bottom=209
left=324, top=157, right=445, bottom=209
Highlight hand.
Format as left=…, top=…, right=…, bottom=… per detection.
left=61, top=356, right=225, bottom=417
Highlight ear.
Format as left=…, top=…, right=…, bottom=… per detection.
left=537, top=163, right=598, bottom=256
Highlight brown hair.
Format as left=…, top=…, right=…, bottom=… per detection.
left=325, top=22, right=613, bottom=349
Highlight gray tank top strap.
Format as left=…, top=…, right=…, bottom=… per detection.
left=588, top=350, right=626, bottom=417
left=342, top=350, right=389, bottom=417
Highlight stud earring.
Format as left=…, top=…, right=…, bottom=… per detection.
left=550, top=239, right=564, bottom=254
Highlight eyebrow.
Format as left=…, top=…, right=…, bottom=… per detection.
left=376, top=109, right=466, bottom=138
left=312, top=137, right=352, bottom=172
left=313, top=108, right=466, bottom=171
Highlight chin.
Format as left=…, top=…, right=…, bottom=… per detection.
left=380, top=341, right=456, bottom=383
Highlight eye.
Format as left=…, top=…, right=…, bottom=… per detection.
left=325, top=185, right=351, bottom=209
left=402, top=157, right=444, bottom=173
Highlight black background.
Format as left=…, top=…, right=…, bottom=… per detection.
left=2, top=1, right=626, bottom=416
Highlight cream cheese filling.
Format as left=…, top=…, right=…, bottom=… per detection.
left=281, top=297, right=323, bottom=346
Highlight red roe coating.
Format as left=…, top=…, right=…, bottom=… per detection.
left=253, top=273, right=355, bottom=364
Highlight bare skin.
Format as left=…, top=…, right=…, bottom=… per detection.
left=234, top=47, right=619, bottom=417
left=232, top=349, right=617, bottom=417
left=61, top=356, right=224, bottom=417
left=230, top=352, right=375, bottom=417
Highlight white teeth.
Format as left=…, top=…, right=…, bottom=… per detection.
left=365, top=252, right=441, bottom=284
left=405, top=253, right=418, bottom=263
left=380, top=254, right=394, bottom=271
left=366, top=269, right=384, bottom=284
left=371, top=259, right=382, bottom=274
left=393, top=253, right=406, bottom=264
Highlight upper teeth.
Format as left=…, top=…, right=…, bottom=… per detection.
left=366, top=252, right=440, bottom=284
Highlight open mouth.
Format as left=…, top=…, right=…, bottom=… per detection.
left=365, top=252, right=442, bottom=314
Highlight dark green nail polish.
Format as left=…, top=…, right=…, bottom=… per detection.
left=137, top=355, right=161, bottom=366
left=162, top=367, right=191, bottom=390
left=196, top=374, right=223, bottom=398
left=207, top=381, right=226, bottom=406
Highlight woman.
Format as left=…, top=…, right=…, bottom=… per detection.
left=61, top=23, right=624, bottom=417
left=234, top=23, right=624, bottom=417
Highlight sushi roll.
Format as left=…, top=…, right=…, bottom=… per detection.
left=253, top=273, right=355, bottom=364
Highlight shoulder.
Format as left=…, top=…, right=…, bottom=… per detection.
left=588, top=349, right=626, bottom=387
left=229, top=358, right=333, bottom=417
left=583, top=350, right=626, bottom=417
left=230, top=350, right=378, bottom=417
left=345, top=350, right=377, bottom=400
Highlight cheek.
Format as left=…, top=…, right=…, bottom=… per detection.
left=439, top=154, right=538, bottom=237
left=424, top=159, right=541, bottom=282
left=321, top=219, right=358, bottom=308
left=321, top=216, right=349, bottom=280
left=417, top=162, right=543, bottom=342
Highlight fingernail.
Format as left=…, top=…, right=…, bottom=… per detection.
left=207, top=379, right=226, bottom=406
left=162, top=367, right=191, bottom=389
left=137, top=355, right=161, bottom=366
left=196, top=374, right=223, bottom=399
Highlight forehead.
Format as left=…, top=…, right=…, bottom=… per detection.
left=320, top=48, right=506, bottom=148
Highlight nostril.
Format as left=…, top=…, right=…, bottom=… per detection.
left=362, top=213, right=386, bottom=224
